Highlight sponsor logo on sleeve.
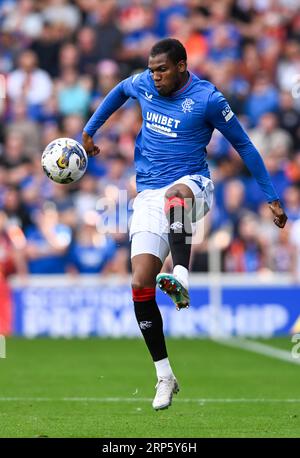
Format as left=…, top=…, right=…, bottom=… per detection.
left=222, top=104, right=234, bottom=122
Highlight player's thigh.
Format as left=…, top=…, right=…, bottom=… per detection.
left=165, top=183, right=195, bottom=203
left=173, top=175, right=214, bottom=222
left=131, top=231, right=169, bottom=288
left=130, top=188, right=168, bottom=239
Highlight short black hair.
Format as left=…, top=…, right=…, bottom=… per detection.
left=150, top=38, right=187, bottom=64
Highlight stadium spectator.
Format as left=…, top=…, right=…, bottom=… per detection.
left=249, top=112, right=293, bottom=161
left=77, top=26, right=99, bottom=76
left=61, top=114, right=86, bottom=144
left=42, top=0, right=81, bottom=33
left=0, top=209, right=27, bottom=336
left=58, top=42, right=79, bottom=74
left=224, top=213, right=265, bottom=273
left=283, top=185, right=300, bottom=221
left=277, top=40, right=300, bottom=97
left=94, top=59, right=121, bottom=98
left=278, top=90, right=300, bottom=151
left=285, top=152, right=300, bottom=185
left=154, top=0, right=188, bottom=38
left=67, top=211, right=117, bottom=274
left=267, top=222, right=296, bottom=274
left=73, top=173, right=100, bottom=217
left=5, top=100, right=41, bottom=156
left=7, top=49, right=53, bottom=120
left=1, top=186, right=31, bottom=230
left=290, top=217, right=300, bottom=281
left=2, top=0, right=43, bottom=39
left=25, top=204, right=72, bottom=274
left=212, top=179, right=246, bottom=234
left=0, top=209, right=27, bottom=277
left=55, top=67, right=91, bottom=117
left=245, top=72, right=279, bottom=127
left=30, top=22, right=63, bottom=78
left=87, top=0, right=123, bottom=63
left=0, top=131, right=32, bottom=187
left=257, top=202, right=279, bottom=248
left=0, top=31, right=17, bottom=74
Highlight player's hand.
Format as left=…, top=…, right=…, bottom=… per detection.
left=269, top=200, right=288, bottom=228
left=82, top=131, right=100, bottom=157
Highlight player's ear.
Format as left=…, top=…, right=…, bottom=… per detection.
left=177, top=60, right=186, bottom=73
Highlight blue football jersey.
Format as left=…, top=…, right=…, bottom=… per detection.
left=84, top=70, right=278, bottom=202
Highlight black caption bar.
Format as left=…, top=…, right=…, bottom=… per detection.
left=0, top=438, right=298, bottom=456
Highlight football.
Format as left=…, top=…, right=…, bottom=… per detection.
left=41, top=137, right=88, bottom=184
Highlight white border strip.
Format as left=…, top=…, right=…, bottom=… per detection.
left=9, top=272, right=295, bottom=287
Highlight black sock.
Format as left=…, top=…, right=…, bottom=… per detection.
left=167, top=205, right=192, bottom=269
left=134, top=298, right=167, bottom=362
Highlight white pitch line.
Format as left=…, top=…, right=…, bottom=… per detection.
left=0, top=397, right=300, bottom=403
left=214, top=337, right=300, bottom=366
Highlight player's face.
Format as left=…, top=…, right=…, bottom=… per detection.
left=148, top=53, right=187, bottom=96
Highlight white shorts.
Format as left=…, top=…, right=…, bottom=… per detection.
left=130, top=174, right=214, bottom=263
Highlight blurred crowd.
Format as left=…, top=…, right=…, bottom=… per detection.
left=0, top=0, right=300, bottom=279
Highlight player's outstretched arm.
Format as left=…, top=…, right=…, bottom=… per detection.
left=82, top=131, right=100, bottom=157
left=206, top=90, right=288, bottom=229
left=269, top=199, right=288, bottom=228
left=83, top=75, right=138, bottom=142
left=82, top=75, right=141, bottom=156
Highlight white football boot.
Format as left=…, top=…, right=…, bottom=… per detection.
left=152, top=376, right=180, bottom=410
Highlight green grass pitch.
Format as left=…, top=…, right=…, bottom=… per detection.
left=0, top=337, right=299, bottom=438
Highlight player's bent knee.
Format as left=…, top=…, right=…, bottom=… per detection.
left=131, top=280, right=145, bottom=291
left=165, top=187, right=183, bottom=200
left=131, top=278, right=155, bottom=290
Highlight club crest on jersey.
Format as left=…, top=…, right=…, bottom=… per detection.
left=182, top=98, right=195, bottom=113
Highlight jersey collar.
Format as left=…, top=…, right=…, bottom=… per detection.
left=171, top=72, right=192, bottom=97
